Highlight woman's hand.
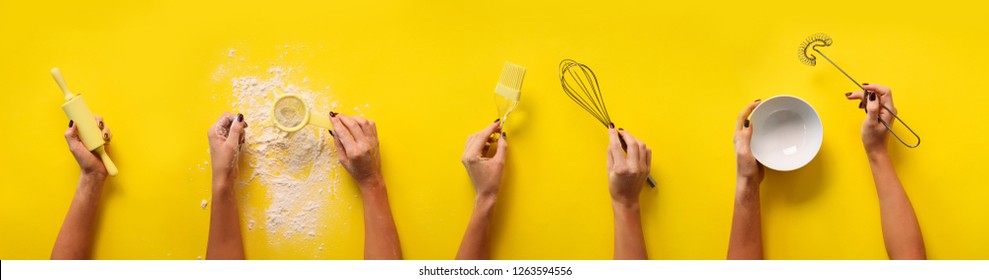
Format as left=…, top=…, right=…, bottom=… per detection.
left=607, top=125, right=651, bottom=207
left=330, top=112, right=402, bottom=259
left=846, top=84, right=896, bottom=155
left=734, top=100, right=764, bottom=187
left=64, top=115, right=112, bottom=180
left=461, top=120, right=507, bottom=201
left=330, top=113, right=385, bottom=190
left=207, top=113, right=247, bottom=192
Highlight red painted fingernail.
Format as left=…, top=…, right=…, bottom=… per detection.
left=237, top=113, right=244, bottom=122
left=743, top=119, right=750, bottom=128
left=869, top=92, right=876, bottom=101
left=494, top=118, right=500, bottom=123
left=859, top=101, right=864, bottom=108
left=609, top=123, right=615, bottom=129
left=329, top=111, right=338, bottom=117
left=69, top=120, right=74, bottom=127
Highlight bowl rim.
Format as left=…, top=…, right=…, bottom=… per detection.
left=749, top=94, right=824, bottom=171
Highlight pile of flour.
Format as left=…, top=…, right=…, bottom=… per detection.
left=227, top=63, right=342, bottom=244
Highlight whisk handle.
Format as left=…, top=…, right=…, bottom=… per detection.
left=617, top=132, right=657, bottom=188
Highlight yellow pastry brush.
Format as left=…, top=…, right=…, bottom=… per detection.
left=52, top=68, right=118, bottom=176
left=485, top=62, right=525, bottom=154
left=494, top=61, right=525, bottom=130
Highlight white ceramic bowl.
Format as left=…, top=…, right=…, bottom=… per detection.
left=750, top=95, right=823, bottom=171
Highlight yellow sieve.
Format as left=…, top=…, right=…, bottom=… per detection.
left=264, top=91, right=332, bottom=132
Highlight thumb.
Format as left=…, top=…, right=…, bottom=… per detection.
left=608, top=126, right=624, bottom=161
left=492, top=132, right=508, bottom=162
left=865, top=91, right=880, bottom=122
left=226, top=114, right=247, bottom=147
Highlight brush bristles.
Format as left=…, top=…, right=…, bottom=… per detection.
left=799, top=33, right=833, bottom=66
left=499, top=62, right=526, bottom=90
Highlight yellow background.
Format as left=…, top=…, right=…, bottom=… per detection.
left=1, top=0, right=987, bottom=259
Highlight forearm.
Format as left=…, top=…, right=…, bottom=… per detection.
left=867, top=151, right=925, bottom=259
left=51, top=174, right=105, bottom=259
left=727, top=178, right=763, bottom=260
left=360, top=180, right=402, bottom=260
left=612, top=201, right=647, bottom=260
left=206, top=184, right=245, bottom=259
left=456, top=195, right=496, bottom=260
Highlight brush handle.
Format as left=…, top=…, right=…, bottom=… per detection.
left=51, top=68, right=76, bottom=100
left=617, top=132, right=657, bottom=188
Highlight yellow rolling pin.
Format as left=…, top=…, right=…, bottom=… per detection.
left=51, top=68, right=118, bottom=176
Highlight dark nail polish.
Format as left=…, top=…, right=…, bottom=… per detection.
left=862, top=83, right=869, bottom=85
left=501, top=131, right=506, bottom=139
left=618, top=127, right=624, bottom=131
left=237, top=113, right=244, bottom=123
left=609, top=122, right=615, bottom=129
left=494, top=118, right=500, bottom=123
left=329, top=111, right=338, bottom=117
left=754, top=99, right=761, bottom=102
left=328, top=130, right=335, bottom=137
left=69, top=120, right=74, bottom=127
left=869, top=92, right=876, bottom=101
left=98, top=120, right=104, bottom=129
left=103, top=132, right=109, bottom=140
left=743, top=119, right=750, bottom=128
left=859, top=101, right=864, bottom=108
left=845, top=92, right=852, bottom=97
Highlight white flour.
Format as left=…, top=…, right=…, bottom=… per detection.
left=221, top=52, right=342, bottom=247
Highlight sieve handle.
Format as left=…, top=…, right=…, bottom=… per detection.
left=51, top=68, right=76, bottom=100
left=309, top=111, right=332, bottom=130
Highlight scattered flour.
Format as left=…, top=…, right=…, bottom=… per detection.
left=222, top=50, right=343, bottom=246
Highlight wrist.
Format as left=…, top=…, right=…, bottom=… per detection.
left=77, top=173, right=106, bottom=198
left=612, top=200, right=640, bottom=217
left=736, top=176, right=760, bottom=191
left=475, top=192, right=497, bottom=207
left=735, top=178, right=761, bottom=205
left=611, top=196, right=639, bottom=210
left=357, top=175, right=386, bottom=192
left=473, top=194, right=497, bottom=215
left=866, top=147, right=889, bottom=161
left=212, top=179, right=235, bottom=196
left=79, top=171, right=107, bottom=186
